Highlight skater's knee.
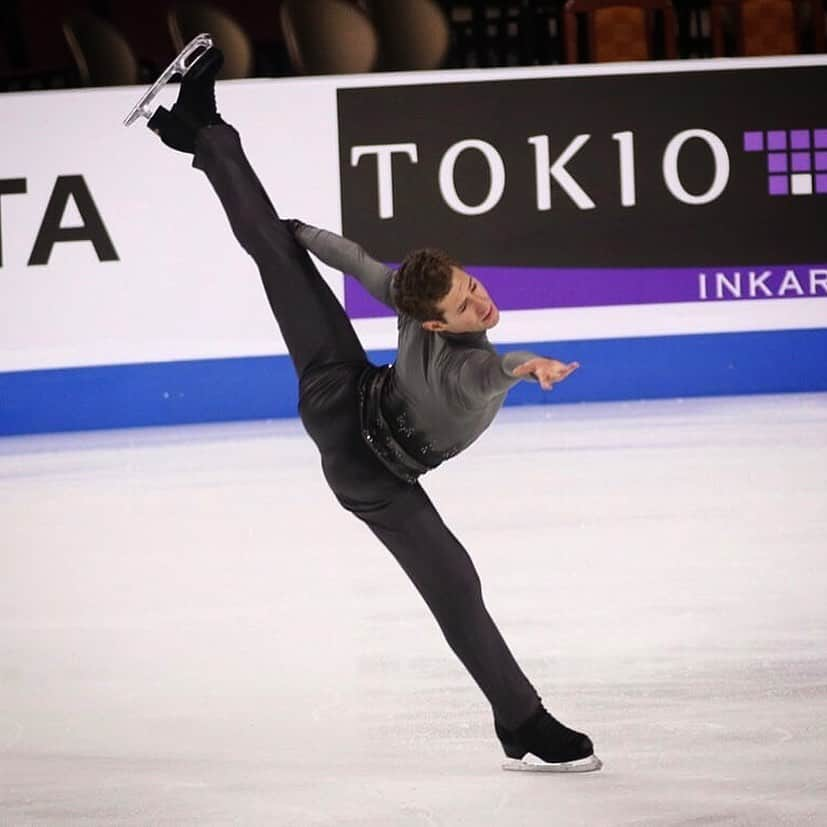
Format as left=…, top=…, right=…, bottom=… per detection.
left=455, top=563, right=483, bottom=599
left=431, top=557, right=482, bottom=605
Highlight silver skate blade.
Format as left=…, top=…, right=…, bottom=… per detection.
left=123, top=33, right=214, bottom=127
left=502, top=753, right=603, bottom=773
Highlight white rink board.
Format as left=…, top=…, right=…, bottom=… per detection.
left=2, top=57, right=827, bottom=374
left=0, top=78, right=342, bottom=372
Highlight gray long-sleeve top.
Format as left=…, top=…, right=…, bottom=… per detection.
left=292, top=222, right=539, bottom=478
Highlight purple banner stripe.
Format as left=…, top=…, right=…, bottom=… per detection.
left=344, top=265, right=827, bottom=318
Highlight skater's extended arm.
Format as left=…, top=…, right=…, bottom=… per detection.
left=288, top=220, right=395, bottom=309
left=451, top=350, right=579, bottom=405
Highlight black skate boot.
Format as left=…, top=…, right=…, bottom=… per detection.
left=147, top=46, right=224, bottom=153
left=496, top=704, right=602, bottom=772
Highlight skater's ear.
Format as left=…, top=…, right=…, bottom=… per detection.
left=422, top=319, right=447, bottom=332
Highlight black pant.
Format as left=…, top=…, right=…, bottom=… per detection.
left=193, top=125, right=541, bottom=731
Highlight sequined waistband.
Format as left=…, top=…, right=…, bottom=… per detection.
left=357, top=366, right=441, bottom=484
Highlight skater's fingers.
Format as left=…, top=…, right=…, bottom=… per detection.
left=556, top=364, right=579, bottom=382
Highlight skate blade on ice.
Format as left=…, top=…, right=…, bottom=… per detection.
left=123, top=33, right=214, bottom=127
left=502, top=753, right=603, bottom=773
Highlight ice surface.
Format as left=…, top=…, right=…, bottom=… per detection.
left=1, top=394, right=826, bottom=825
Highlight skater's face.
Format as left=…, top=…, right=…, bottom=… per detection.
left=422, top=268, right=500, bottom=334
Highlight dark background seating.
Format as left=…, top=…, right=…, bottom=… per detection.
left=0, top=0, right=824, bottom=93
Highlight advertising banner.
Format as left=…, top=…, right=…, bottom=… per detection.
left=338, top=65, right=827, bottom=318
left=1, top=57, right=826, bottom=436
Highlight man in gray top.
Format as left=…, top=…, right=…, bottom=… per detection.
left=136, top=44, right=600, bottom=773
left=289, top=224, right=580, bottom=485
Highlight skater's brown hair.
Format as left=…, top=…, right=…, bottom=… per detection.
left=393, top=249, right=459, bottom=322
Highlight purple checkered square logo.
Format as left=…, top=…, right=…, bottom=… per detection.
left=744, top=128, right=827, bottom=196
left=769, top=175, right=789, bottom=196
left=768, top=153, right=788, bottom=173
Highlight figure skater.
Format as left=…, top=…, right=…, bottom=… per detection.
left=129, top=43, right=600, bottom=773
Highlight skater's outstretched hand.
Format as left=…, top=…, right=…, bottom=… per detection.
left=512, top=358, right=579, bottom=391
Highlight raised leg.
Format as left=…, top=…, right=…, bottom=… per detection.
left=131, top=42, right=367, bottom=377
left=193, top=123, right=368, bottom=377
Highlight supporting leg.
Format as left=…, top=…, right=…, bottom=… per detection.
left=359, top=484, right=542, bottom=731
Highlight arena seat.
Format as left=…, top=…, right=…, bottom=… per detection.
left=366, top=0, right=453, bottom=70
left=63, top=10, right=139, bottom=87
left=564, top=0, right=678, bottom=62
left=168, top=2, right=255, bottom=79
left=710, top=0, right=825, bottom=56
left=280, top=0, right=379, bottom=75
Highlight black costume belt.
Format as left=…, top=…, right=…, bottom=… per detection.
left=358, top=366, right=442, bottom=484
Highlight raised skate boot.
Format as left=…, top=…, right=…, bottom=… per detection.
left=148, top=45, right=223, bottom=153
left=124, top=33, right=215, bottom=127
left=496, top=704, right=602, bottom=773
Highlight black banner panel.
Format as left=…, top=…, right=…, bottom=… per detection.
left=338, top=65, right=827, bottom=319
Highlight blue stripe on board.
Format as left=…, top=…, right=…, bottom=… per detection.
left=2, top=328, right=826, bottom=436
